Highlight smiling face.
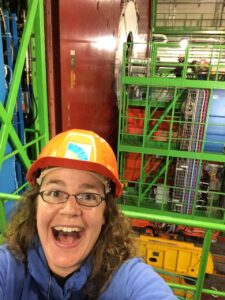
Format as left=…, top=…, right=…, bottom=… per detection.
left=36, top=168, right=106, bottom=277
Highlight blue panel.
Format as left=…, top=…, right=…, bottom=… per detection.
left=0, top=144, right=18, bottom=220
left=0, top=23, right=7, bottom=103
left=0, top=145, right=18, bottom=220
left=0, top=17, right=17, bottom=220
left=204, top=90, right=225, bottom=153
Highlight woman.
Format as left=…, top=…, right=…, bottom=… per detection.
left=0, top=129, right=177, bottom=299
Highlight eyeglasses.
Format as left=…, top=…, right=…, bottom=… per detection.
left=38, top=190, right=105, bottom=207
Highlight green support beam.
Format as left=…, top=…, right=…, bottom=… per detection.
left=32, top=0, right=49, bottom=148
left=0, top=0, right=38, bottom=167
left=122, top=76, right=225, bottom=90
left=0, top=0, right=49, bottom=237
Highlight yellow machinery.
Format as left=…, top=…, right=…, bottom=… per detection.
left=138, top=235, right=214, bottom=277
left=137, top=235, right=214, bottom=299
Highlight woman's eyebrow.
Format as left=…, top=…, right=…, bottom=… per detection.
left=44, top=179, right=66, bottom=186
left=44, top=181, right=99, bottom=190
left=78, top=183, right=99, bottom=190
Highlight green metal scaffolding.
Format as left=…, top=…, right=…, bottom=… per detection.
left=0, top=0, right=49, bottom=238
left=118, top=1, right=225, bottom=299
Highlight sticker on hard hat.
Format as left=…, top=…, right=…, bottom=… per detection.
left=65, top=142, right=92, bottom=161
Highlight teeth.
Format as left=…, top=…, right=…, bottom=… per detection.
left=54, top=226, right=82, bottom=233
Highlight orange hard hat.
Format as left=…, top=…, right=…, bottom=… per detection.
left=27, top=129, right=123, bottom=196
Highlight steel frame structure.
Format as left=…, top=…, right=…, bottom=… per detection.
left=0, top=0, right=48, bottom=239
left=118, top=0, right=225, bottom=299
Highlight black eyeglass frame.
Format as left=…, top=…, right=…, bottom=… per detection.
left=38, top=190, right=106, bottom=207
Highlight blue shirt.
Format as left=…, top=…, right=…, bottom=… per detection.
left=0, top=244, right=177, bottom=299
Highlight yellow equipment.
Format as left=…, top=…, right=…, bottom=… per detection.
left=137, top=235, right=214, bottom=277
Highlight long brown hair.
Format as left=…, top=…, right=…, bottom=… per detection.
left=4, top=184, right=137, bottom=298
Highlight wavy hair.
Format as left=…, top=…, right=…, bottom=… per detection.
left=4, top=184, right=137, bottom=298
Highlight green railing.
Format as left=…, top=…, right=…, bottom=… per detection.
left=118, top=1, right=225, bottom=298
left=118, top=40, right=225, bottom=299
left=118, top=42, right=225, bottom=221
left=153, top=0, right=225, bottom=34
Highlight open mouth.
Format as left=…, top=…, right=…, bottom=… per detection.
left=52, top=226, right=83, bottom=245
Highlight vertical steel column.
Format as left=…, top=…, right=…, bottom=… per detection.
left=194, top=229, right=213, bottom=300
left=32, top=0, right=49, bottom=148
left=11, top=12, right=25, bottom=145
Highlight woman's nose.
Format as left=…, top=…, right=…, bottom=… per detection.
left=60, top=195, right=82, bottom=216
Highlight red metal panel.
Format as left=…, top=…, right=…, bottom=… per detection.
left=45, top=0, right=151, bottom=148
left=59, top=0, right=121, bottom=148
